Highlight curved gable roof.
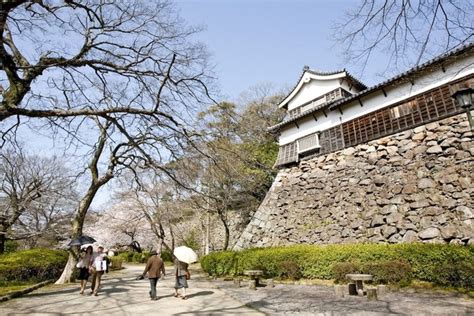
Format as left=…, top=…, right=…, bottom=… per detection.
left=278, top=67, right=367, bottom=109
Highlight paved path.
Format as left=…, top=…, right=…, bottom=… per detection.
left=2, top=265, right=473, bottom=315
left=215, top=280, right=474, bottom=315
left=0, top=264, right=262, bottom=316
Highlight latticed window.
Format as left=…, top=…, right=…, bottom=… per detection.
left=390, top=100, right=418, bottom=119
left=275, top=142, right=298, bottom=166
left=297, top=133, right=320, bottom=153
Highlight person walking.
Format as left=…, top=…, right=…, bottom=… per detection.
left=174, top=259, right=189, bottom=300
left=141, top=250, right=166, bottom=301
left=77, top=246, right=93, bottom=295
left=90, top=246, right=107, bottom=296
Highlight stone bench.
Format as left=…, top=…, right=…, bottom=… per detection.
left=345, top=274, right=373, bottom=296
left=244, top=270, right=264, bottom=289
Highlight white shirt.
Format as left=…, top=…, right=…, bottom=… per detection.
left=93, top=252, right=106, bottom=271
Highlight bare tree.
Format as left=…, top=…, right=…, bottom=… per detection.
left=0, top=145, right=73, bottom=253
left=336, top=0, right=474, bottom=74
left=0, top=1, right=214, bottom=281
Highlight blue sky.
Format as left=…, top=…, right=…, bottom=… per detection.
left=175, top=0, right=387, bottom=101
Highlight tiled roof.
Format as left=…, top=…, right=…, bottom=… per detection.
left=277, top=68, right=367, bottom=109
left=269, top=42, right=474, bottom=132
left=306, top=69, right=367, bottom=91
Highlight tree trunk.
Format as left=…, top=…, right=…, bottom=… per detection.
left=218, top=210, right=230, bottom=250
left=55, top=250, right=78, bottom=284
left=0, top=230, right=6, bottom=254
left=223, top=221, right=230, bottom=250
left=56, top=180, right=109, bottom=284
left=169, top=223, right=175, bottom=251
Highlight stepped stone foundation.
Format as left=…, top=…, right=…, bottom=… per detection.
left=234, top=113, right=474, bottom=249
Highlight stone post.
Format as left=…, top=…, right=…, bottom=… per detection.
left=334, top=285, right=345, bottom=298
left=233, top=278, right=241, bottom=288
left=248, top=279, right=256, bottom=290
left=348, top=283, right=357, bottom=296
left=367, top=288, right=377, bottom=300
left=267, top=279, right=274, bottom=288
left=376, top=284, right=388, bottom=296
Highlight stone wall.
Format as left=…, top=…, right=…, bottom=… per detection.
left=234, top=113, right=473, bottom=249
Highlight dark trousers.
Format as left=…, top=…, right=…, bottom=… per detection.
left=149, top=278, right=158, bottom=299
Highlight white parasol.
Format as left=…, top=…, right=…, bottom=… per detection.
left=173, top=246, right=198, bottom=264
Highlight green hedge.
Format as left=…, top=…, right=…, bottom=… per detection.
left=117, top=250, right=174, bottom=264
left=0, top=248, right=68, bottom=283
left=200, top=243, right=474, bottom=289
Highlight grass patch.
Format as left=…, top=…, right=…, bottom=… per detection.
left=0, top=281, right=35, bottom=296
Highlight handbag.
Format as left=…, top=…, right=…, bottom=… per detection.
left=185, top=271, right=191, bottom=280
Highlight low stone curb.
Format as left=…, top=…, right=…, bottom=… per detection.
left=0, top=279, right=54, bottom=302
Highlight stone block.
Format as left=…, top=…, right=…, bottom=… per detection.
left=419, top=227, right=440, bottom=240
left=427, top=145, right=443, bottom=154
left=371, top=215, right=385, bottom=227
left=418, top=178, right=436, bottom=189
left=410, top=200, right=430, bottom=209
left=426, top=122, right=440, bottom=130
left=402, top=230, right=418, bottom=243
left=456, top=206, right=473, bottom=220
left=386, top=212, right=403, bottom=224
left=440, top=224, right=458, bottom=239
left=382, top=225, right=397, bottom=238
left=412, top=132, right=425, bottom=141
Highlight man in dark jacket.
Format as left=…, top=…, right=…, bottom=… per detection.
left=142, top=250, right=166, bottom=300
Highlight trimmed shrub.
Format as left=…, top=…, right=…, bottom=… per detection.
left=110, top=257, right=123, bottom=270
left=117, top=251, right=150, bottom=263
left=332, top=262, right=361, bottom=283
left=0, top=248, right=68, bottom=283
left=200, top=243, right=473, bottom=289
left=118, top=250, right=174, bottom=264
left=363, top=259, right=412, bottom=285
left=4, top=240, right=20, bottom=253
left=434, top=261, right=474, bottom=289
left=161, top=250, right=173, bottom=263
left=279, top=260, right=302, bottom=280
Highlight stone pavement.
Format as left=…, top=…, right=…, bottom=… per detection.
left=0, top=264, right=262, bottom=316
left=215, top=280, right=474, bottom=315
left=2, top=264, right=473, bottom=316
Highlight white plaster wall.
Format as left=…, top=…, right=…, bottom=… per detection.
left=288, top=78, right=341, bottom=111
left=279, top=54, right=474, bottom=146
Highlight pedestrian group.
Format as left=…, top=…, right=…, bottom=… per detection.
left=77, top=247, right=190, bottom=300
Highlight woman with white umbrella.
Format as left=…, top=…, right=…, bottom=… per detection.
left=173, top=246, right=197, bottom=300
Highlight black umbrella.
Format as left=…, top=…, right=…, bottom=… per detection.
left=68, top=235, right=96, bottom=247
